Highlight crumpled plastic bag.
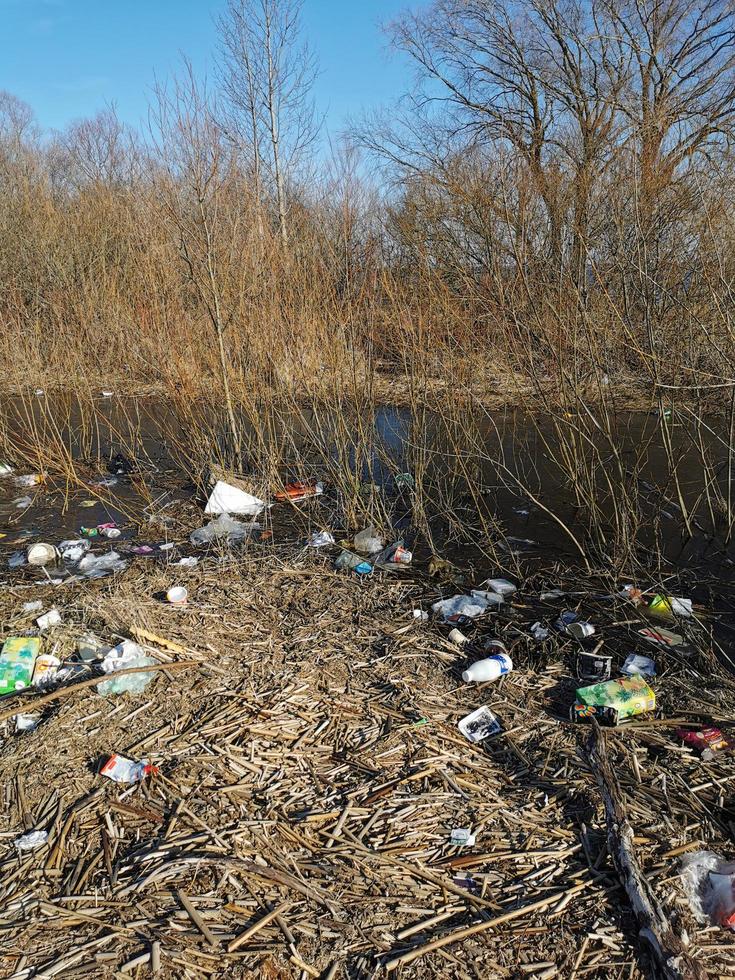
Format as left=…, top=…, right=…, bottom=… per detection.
left=78, top=550, right=127, bottom=579
left=97, top=640, right=157, bottom=696
left=205, top=480, right=265, bottom=516
left=354, top=526, right=385, bottom=554
left=14, top=830, right=48, bottom=851
left=59, top=539, right=91, bottom=562
left=190, top=514, right=256, bottom=546
left=680, top=851, right=735, bottom=929
left=307, top=530, right=335, bottom=548
left=432, top=590, right=505, bottom=621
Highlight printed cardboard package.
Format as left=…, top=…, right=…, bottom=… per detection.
left=571, top=674, right=656, bottom=725
left=0, top=637, right=41, bottom=695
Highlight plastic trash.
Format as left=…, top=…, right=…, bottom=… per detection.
left=190, top=514, right=254, bottom=546
left=36, top=609, right=62, bottom=630
left=205, top=480, right=265, bottom=517
left=480, top=578, right=517, bottom=596
left=567, top=621, right=595, bottom=639
left=680, top=852, right=735, bottom=929
left=639, top=625, right=684, bottom=647
left=8, top=552, right=26, bottom=569
left=80, top=526, right=98, bottom=537
left=530, top=622, right=550, bottom=641
left=677, top=726, right=733, bottom=761
left=335, top=550, right=373, bottom=575
left=13, top=474, right=43, bottom=487
left=275, top=480, right=323, bottom=502
left=571, top=675, right=656, bottom=725
left=176, top=556, right=199, bottom=568
left=15, top=712, right=41, bottom=732
left=32, top=654, right=61, bottom=689
left=100, top=753, right=155, bottom=783
left=158, top=542, right=174, bottom=551
left=621, top=654, right=656, bottom=678
left=458, top=706, right=502, bottom=742
left=354, top=526, right=385, bottom=555
left=649, top=595, right=693, bottom=618
left=576, top=651, right=612, bottom=683
left=394, top=472, right=415, bottom=489
left=166, top=586, right=188, bottom=606
left=27, top=543, right=59, bottom=566
left=619, top=584, right=644, bottom=606
left=98, top=524, right=121, bottom=539
left=307, top=530, right=335, bottom=548
left=450, top=828, right=476, bottom=847
left=13, top=496, right=32, bottom=509
left=22, top=600, right=43, bottom=614
left=0, top=637, right=40, bottom=695
left=59, top=539, right=90, bottom=562
left=0, top=462, right=14, bottom=476
left=14, top=830, right=48, bottom=851
left=449, top=628, right=469, bottom=647
left=462, top=653, right=513, bottom=684
left=432, top=591, right=503, bottom=622
left=412, top=609, right=429, bottom=621
left=78, top=551, right=127, bottom=579
left=97, top=640, right=157, bottom=696
left=375, top=541, right=413, bottom=565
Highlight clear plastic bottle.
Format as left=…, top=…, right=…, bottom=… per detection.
left=335, top=550, right=373, bottom=574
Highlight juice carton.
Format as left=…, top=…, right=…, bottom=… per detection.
left=571, top=674, right=655, bottom=726
left=0, top=637, right=41, bottom=695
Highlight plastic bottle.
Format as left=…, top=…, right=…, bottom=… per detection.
left=335, top=550, right=373, bottom=575
left=462, top=653, right=513, bottom=683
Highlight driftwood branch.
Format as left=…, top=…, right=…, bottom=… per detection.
left=586, top=724, right=706, bottom=980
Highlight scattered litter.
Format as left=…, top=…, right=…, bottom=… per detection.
left=32, top=654, right=61, bottom=689
left=621, top=653, right=656, bottom=677
left=541, top=589, right=565, bottom=600
left=101, top=390, right=114, bottom=397
left=394, top=472, right=414, bottom=489
left=36, top=608, right=62, bottom=630
left=59, top=539, right=90, bottom=562
left=77, top=635, right=110, bottom=663
left=275, top=480, right=323, bottom=502
left=678, top=726, right=734, bottom=761
left=462, top=653, right=513, bottom=684
left=22, top=600, right=43, bottom=613
left=14, top=830, right=48, bottom=852
left=13, top=474, right=43, bottom=487
left=576, top=651, right=612, bottom=683
left=571, top=674, right=656, bottom=725
left=450, top=828, right=476, bottom=847
left=80, top=526, right=98, bottom=537
left=649, top=594, right=693, bottom=618
left=159, top=542, right=174, bottom=551
left=412, top=609, right=428, bottom=620
left=8, top=552, right=26, bottom=569
left=132, top=545, right=155, bottom=554
left=458, top=706, right=502, bottom=742
left=335, top=550, right=372, bottom=575
left=620, top=584, right=644, bottom=605
left=0, top=462, right=14, bottom=476
left=375, top=541, right=412, bottom=564
left=480, top=578, right=517, bottom=595
left=354, top=526, right=385, bottom=555
left=530, top=622, right=550, bottom=641
left=97, top=640, right=158, bottom=696
left=566, top=621, right=595, bottom=639
left=680, top=852, right=735, bottom=930
left=448, top=628, right=469, bottom=647
left=205, top=480, right=265, bottom=517
left=27, top=543, right=58, bottom=566
left=78, top=551, right=127, bottom=579
left=0, top=637, right=40, bottom=694
left=15, top=712, right=41, bottom=732
left=176, top=556, right=199, bottom=568
left=100, top=754, right=155, bottom=784
left=166, top=586, right=188, bottom=606
left=432, top=590, right=504, bottom=622
left=639, top=625, right=684, bottom=647
left=190, top=514, right=254, bottom=546
left=307, top=530, right=335, bottom=548
left=13, top=496, right=32, bottom=509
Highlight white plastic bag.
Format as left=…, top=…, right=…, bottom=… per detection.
left=97, top=640, right=157, bottom=696
left=190, top=514, right=254, bottom=546
left=354, top=526, right=385, bottom=555
left=205, top=480, right=265, bottom=517
left=78, top=551, right=127, bottom=579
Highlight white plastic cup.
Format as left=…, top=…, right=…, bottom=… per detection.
left=100, top=527, right=121, bottom=539
left=166, top=586, right=188, bottom=606
left=462, top=653, right=513, bottom=683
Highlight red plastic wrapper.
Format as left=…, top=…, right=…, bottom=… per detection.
left=677, top=726, right=733, bottom=760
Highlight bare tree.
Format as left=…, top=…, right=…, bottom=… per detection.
left=217, top=0, right=319, bottom=250
left=150, top=62, right=243, bottom=458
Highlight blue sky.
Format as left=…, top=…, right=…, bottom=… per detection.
left=0, top=0, right=413, bottom=136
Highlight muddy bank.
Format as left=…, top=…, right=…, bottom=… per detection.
left=0, top=493, right=733, bottom=977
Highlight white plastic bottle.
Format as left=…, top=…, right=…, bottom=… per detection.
left=462, top=653, right=513, bottom=683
